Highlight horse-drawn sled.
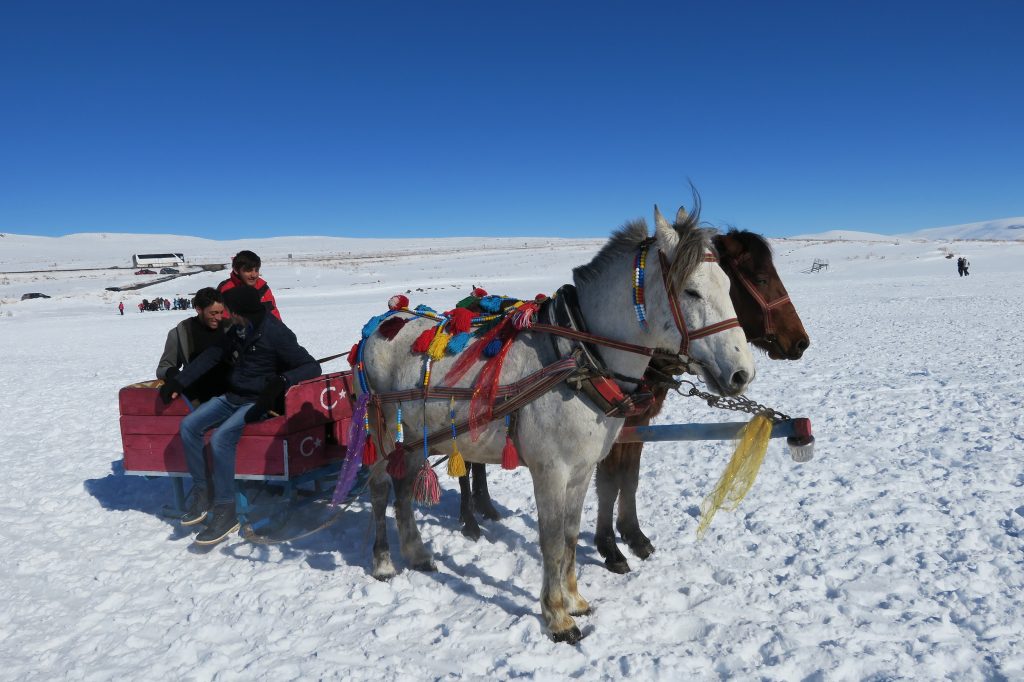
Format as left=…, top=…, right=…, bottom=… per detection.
left=117, top=198, right=817, bottom=644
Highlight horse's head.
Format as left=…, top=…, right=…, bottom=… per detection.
left=652, top=205, right=755, bottom=396
left=714, top=230, right=810, bottom=360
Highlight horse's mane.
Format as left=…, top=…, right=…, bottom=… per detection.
left=574, top=204, right=718, bottom=291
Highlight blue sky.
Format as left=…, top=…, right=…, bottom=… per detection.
left=2, top=1, right=1022, bottom=239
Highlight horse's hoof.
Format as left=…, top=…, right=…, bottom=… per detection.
left=604, top=558, right=631, bottom=574
left=411, top=559, right=437, bottom=572
left=372, top=568, right=396, bottom=582
left=570, top=605, right=592, bottom=617
left=461, top=523, right=482, bottom=541
left=479, top=505, right=501, bottom=521
left=551, top=625, right=583, bottom=645
left=627, top=536, right=656, bottom=560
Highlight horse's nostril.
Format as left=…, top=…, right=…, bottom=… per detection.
left=796, top=338, right=809, bottom=352
left=731, top=369, right=749, bottom=388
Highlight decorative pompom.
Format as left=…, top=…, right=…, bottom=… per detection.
left=428, top=329, right=452, bottom=360
left=362, top=313, right=389, bottom=338
left=511, top=302, right=540, bottom=329
left=483, top=338, right=504, bottom=357
left=447, top=307, right=475, bottom=334
left=502, top=435, right=520, bottom=470
left=413, top=461, right=441, bottom=505
left=447, top=445, right=467, bottom=478
left=388, top=294, right=409, bottom=311
left=479, top=295, right=503, bottom=313
left=472, top=287, right=488, bottom=297
left=446, top=332, right=472, bottom=355
left=347, top=342, right=361, bottom=367
left=362, top=438, right=377, bottom=466
left=534, top=293, right=548, bottom=302
left=412, top=328, right=435, bottom=353
left=387, top=443, right=407, bottom=479
left=377, top=316, right=407, bottom=341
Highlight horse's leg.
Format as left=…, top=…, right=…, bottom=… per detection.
left=562, top=465, right=594, bottom=618
left=616, top=444, right=655, bottom=559
left=392, top=462, right=436, bottom=572
left=594, top=449, right=631, bottom=574
left=531, top=464, right=579, bottom=643
left=471, top=462, right=501, bottom=520
left=370, top=472, right=397, bottom=581
left=458, top=473, right=481, bottom=541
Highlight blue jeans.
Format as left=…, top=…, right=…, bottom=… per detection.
left=179, top=396, right=254, bottom=505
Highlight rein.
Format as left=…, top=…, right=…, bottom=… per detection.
left=726, top=259, right=791, bottom=339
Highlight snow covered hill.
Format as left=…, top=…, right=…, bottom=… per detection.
left=1, top=231, right=1022, bottom=679
left=791, top=216, right=1024, bottom=242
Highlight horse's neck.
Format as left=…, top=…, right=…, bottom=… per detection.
left=572, top=251, right=670, bottom=387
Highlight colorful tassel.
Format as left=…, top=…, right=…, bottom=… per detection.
left=427, top=328, right=452, bottom=360
left=483, top=338, right=504, bottom=357
left=413, top=460, right=441, bottom=505
left=479, top=295, right=503, bottom=313
left=446, top=332, right=472, bottom=355
left=362, top=438, right=377, bottom=465
left=448, top=445, right=467, bottom=478
left=415, top=304, right=436, bottom=314
left=388, top=294, right=409, bottom=310
left=387, top=442, right=407, bottom=479
left=447, top=307, right=475, bottom=334
left=510, top=301, right=539, bottom=329
left=378, top=316, right=407, bottom=340
left=362, top=313, right=389, bottom=338
left=346, top=341, right=361, bottom=367
left=412, top=328, right=435, bottom=353
left=472, top=287, right=488, bottom=297
left=502, top=435, right=520, bottom=470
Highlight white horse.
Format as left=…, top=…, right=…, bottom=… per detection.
left=359, top=204, right=755, bottom=643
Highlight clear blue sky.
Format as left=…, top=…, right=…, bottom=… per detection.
left=2, top=1, right=1022, bottom=238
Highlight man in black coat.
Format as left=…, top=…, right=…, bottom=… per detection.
left=160, top=285, right=321, bottom=546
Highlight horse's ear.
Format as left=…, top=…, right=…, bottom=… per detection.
left=654, top=205, right=679, bottom=254
left=675, top=206, right=688, bottom=225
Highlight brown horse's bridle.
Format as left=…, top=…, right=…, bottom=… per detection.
left=656, top=247, right=740, bottom=356
left=726, top=258, right=791, bottom=343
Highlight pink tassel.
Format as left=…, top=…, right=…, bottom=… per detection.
left=413, top=461, right=441, bottom=505
left=502, top=436, right=520, bottom=470
left=411, top=328, right=435, bottom=353
left=378, top=316, right=407, bottom=341
left=387, top=443, right=407, bottom=479
left=347, top=342, right=360, bottom=367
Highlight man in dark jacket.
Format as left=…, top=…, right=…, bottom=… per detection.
left=155, top=287, right=228, bottom=403
left=159, top=285, right=321, bottom=546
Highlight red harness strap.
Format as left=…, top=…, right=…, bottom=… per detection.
left=658, top=250, right=740, bottom=355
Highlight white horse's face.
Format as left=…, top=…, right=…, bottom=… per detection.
left=655, top=207, right=755, bottom=396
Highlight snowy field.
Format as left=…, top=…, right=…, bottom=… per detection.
left=1, top=231, right=1022, bottom=680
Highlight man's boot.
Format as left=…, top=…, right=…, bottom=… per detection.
left=181, top=485, right=210, bottom=526
left=194, top=503, right=240, bottom=546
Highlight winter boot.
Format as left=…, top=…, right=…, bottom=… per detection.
left=194, top=503, right=240, bottom=546
left=180, top=485, right=210, bottom=526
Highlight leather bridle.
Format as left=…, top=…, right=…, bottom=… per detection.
left=656, top=248, right=740, bottom=356
left=726, top=258, right=791, bottom=342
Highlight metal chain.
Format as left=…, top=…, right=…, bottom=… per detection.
left=675, top=379, right=791, bottom=423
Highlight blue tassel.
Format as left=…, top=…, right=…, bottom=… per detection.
left=479, top=296, right=503, bottom=313
left=483, top=338, right=504, bottom=357
left=415, top=304, right=437, bottom=314
left=447, top=332, right=473, bottom=355
left=362, top=312, right=390, bottom=338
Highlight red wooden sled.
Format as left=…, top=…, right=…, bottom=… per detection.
left=119, top=371, right=355, bottom=522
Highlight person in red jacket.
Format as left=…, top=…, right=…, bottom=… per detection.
left=216, top=250, right=281, bottom=321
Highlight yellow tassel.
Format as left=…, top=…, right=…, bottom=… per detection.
left=428, top=329, right=452, bottom=361
left=447, top=443, right=467, bottom=478
left=696, top=413, right=773, bottom=539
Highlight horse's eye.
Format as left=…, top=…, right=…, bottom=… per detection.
left=684, top=289, right=702, bottom=299
left=755, top=277, right=769, bottom=286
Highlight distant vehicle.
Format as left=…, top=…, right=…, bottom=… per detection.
left=135, top=269, right=157, bottom=275
left=159, top=267, right=180, bottom=274
left=21, top=293, right=51, bottom=300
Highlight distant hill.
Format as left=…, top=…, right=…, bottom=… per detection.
left=790, top=217, right=1024, bottom=242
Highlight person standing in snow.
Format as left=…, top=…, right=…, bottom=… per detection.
left=155, top=287, right=229, bottom=404
left=158, top=285, right=320, bottom=546
left=963, top=258, right=970, bottom=276
left=217, top=250, right=282, bottom=321
left=957, top=257, right=965, bottom=277
left=118, top=301, right=124, bottom=315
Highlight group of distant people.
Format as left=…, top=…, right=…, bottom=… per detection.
left=956, top=257, right=971, bottom=277
left=137, top=298, right=176, bottom=312
left=152, top=250, right=320, bottom=546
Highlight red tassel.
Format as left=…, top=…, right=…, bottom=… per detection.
left=362, top=438, right=377, bottom=465
left=447, top=307, right=475, bottom=334
left=378, top=316, right=407, bottom=341
left=411, top=328, right=435, bottom=353
left=472, top=287, right=488, bottom=297
left=347, top=342, right=361, bottom=367
left=413, top=461, right=441, bottom=505
left=388, top=294, right=410, bottom=310
left=502, top=435, right=520, bottom=470
left=387, top=443, right=407, bottom=478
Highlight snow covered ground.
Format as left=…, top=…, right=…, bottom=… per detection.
left=1, top=231, right=1022, bottom=680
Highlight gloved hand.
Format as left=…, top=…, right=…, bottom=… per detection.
left=159, top=377, right=184, bottom=405
left=164, top=366, right=179, bottom=380
left=244, top=375, right=288, bottom=423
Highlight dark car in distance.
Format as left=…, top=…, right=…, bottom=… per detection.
left=21, top=292, right=52, bottom=300
left=134, top=269, right=157, bottom=275
left=159, top=267, right=180, bottom=274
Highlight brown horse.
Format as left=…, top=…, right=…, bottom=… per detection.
left=457, top=229, right=810, bottom=543
left=594, top=229, right=809, bottom=572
